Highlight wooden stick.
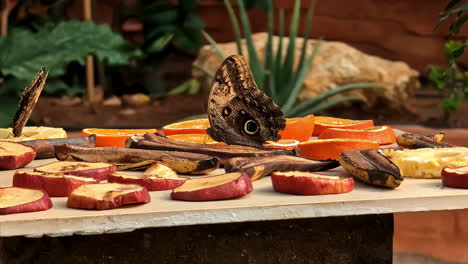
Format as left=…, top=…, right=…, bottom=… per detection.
left=83, top=0, right=97, bottom=103
left=1, top=0, right=10, bottom=36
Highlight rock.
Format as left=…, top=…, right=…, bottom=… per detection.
left=49, top=96, right=82, bottom=107
left=119, top=108, right=137, bottom=116
left=102, top=96, right=122, bottom=107
left=192, top=32, right=420, bottom=111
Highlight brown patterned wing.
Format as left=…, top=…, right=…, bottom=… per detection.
left=206, top=55, right=285, bottom=148
left=10, top=68, right=48, bottom=137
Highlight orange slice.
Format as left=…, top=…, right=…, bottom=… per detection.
left=167, top=134, right=223, bottom=145
left=279, top=115, right=315, bottom=142
left=162, top=118, right=210, bottom=136
left=298, top=139, right=379, bottom=160
left=318, top=126, right=396, bottom=145
left=82, top=128, right=158, bottom=147
left=312, top=116, right=374, bottom=136
left=263, top=139, right=300, bottom=150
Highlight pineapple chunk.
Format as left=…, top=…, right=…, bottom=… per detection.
left=385, top=147, right=468, bottom=178
left=0, top=127, right=67, bottom=142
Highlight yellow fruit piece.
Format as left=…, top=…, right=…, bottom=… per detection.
left=385, top=147, right=468, bottom=178
left=0, top=127, right=67, bottom=142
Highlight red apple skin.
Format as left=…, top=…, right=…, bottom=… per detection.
left=442, top=165, right=468, bottom=189
left=0, top=188, right=52, bottom=215
left=0, top=151, right=36, bottom=170
left=67, top=186, right=151, bottom=210
left=171, top=173, right=253, bottom=201
left=13, top=171, right=99, bottom=197
left=35, top=162, right=116, bottom=181
left=108, top=174, right=187, bottom=191
left=271, top=172, right=354, bottom=195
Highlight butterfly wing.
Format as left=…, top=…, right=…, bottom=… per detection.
left=206, top=55, right=285, bottom=148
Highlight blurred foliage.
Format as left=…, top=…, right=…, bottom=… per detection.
left=142, top=0, right=204, bottom=55
left=199, top=0, right=380, bottom=117
left=431, top=0, right=468, bottom=116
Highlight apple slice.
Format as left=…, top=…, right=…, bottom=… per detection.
left=108, top=162, right=188, bottom=191
left=171, top=172, right=253, bottom=201
left=0, top=187, right=52, bottom=215
left=442, top=165, right=468, bottom=189
left=271, top=171, right=354, bottom=195
left=13, top=170, right=99, bottom=197
left=34, top=161, right=116, bottom=181
left=67, top=183, right=150, bottom=210
left=0, top=142, right=36, bottom=170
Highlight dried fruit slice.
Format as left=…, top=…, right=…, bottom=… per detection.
left=13, top=170, right=98, bottom=197
left=34, top=161, right=116, bottom=181
left=442, top=165, right=468, bottom=189
left=162, top=118, right=210, bottom=136
left=108, top=162, right=188, bottom=191
left=312, top=116, right=374, bottom=136
left=171, top=172, right=253, bottom=201
left=262, top=139, right=299, bottom=150
left=298, top=139, right=379, bottom=160
left=271, top=171, right=354, bottom=195
left=166, top=134, right=222, bottom=145
left=0, top=142, right=36, bottom=170
left=0, top=187, right=52, bottom=215
left=339, top=149, right=403, bottom=188
left=279, top=115, right=315, bottom=142
left=67, top=183, right=151, bottom=210
left=384, top=147, right=468, bottom=178
left=82, top=128, right=158, bottom=147
left=318, top=126, right=396, bottom=145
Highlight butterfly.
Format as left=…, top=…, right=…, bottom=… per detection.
left=206, top=55, right=286, bottom=148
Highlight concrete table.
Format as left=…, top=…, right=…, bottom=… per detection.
left=1, top=158, right=467, bottom=264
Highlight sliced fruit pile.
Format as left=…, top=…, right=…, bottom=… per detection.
left=0, top=187, right=52, bottom=215
left=279, top=115, right=315, bottom=142
left=162, top=118, right=210, bottom=136
left=298, top=139, right=379, bottom=160
left=67, top=183, right=151, bottom=210
left=0, top=126, right=67, bottom=142
left=318, top=126, right=396, bottom=145
left=82, top=128, right=158, bottom=147
left=271, top=171, right=354, bottom=195
left=384, top=147, right=468, bottom=179
left=262, top=139, right=299, bottom=150
left=171, top=172, right=253, bottom=201
left=442, top=165, right=468, bottom=189
left=312, top=116, right=374, bottom=136
left=166, top=133, right=221, bottom=145
left=13, top=170, right=98, bottom=197
left=34, top=161, right=116, bottom=181
left=0, top=142, right=36, bottom=170
left=108, top=162, right=188, bottom=191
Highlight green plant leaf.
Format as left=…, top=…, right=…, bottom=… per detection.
left=235, top=0, right=264, bottom=90
left=287, top=96, right=363, bottom=117
left=192, top=64, right=215, bottom=79
left=147, top=32, right=174, bottom=54
left=264, top=0, right=274, bottom=97
left=224, top=0, right=244, bottom=55
left=297, top=0, right=317, bottom=71
left=173, top=28, right=203, bottom=52
left=0, top=21, right=141, bottom=80
left=440, top=98, right=460, bottom=113
left=281, top=41, right=322, bottom=113
left=0, top=96, right=19, bottom=128
left=445, top=40, right=465, bottom=60
left=202, top=31, right=227, bottom=60
left=273, top=9, right=285, bottom=98
left=279, top=0, right=301, bottom=97
left=428, top=65, right=446, bottom=89
left=286, top=83, right=382, bottom=117
left=169, top=79, right=200, bottom=95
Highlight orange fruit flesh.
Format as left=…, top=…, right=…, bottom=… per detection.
left=318, top=126, right=396, bottom=145
left=298, top=139, right=379, bottom=160
left=162, top=119, right=210, bottom=136
left=82, top=128, right=158, bottom=147
left=312, top=116, right=374, bottom=136
left=167, top=134, right=223, bottom=145
left=279, top=115, right=315, bottom=142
